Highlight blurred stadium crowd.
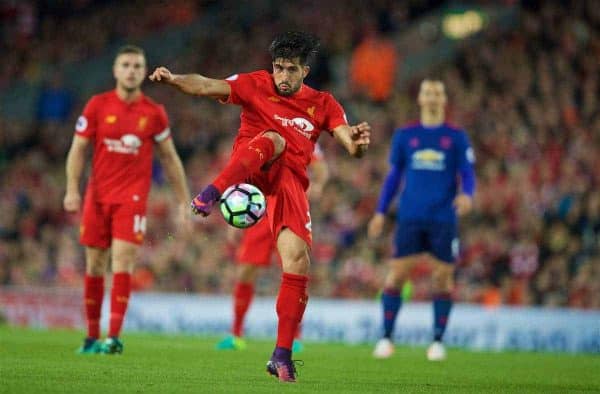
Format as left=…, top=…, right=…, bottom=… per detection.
left=0, top=0, right=598, bottom=309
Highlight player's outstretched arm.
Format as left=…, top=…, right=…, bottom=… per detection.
left=332, top=122, right=371, bottom=158
left=149, top=67, right=231, bottom=101
left=64, top=135, right=90, bottom=213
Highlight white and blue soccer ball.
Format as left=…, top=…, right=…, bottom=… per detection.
left=219, top=183, right=266, bottom=228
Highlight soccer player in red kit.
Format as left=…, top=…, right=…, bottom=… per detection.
left=217, top=144, right=329, bottom=352
left=64, top=45, right=191, bottom=355
left=150, top=32, right=370, bottom=382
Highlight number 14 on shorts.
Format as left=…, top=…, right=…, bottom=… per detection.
left=133, top=215, right=147, bottom=234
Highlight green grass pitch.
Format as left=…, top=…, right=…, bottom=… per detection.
left=1, top=326, right=598, bottom=393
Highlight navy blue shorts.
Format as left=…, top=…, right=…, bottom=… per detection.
left=393, top=221, right=459, bottom=263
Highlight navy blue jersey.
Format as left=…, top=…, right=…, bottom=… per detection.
left=388, top=122, right=475, bottom=223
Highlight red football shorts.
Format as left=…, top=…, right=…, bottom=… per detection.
left=80, top=193, right=147, bottom=248
left=236, top=218, right=277, bottom=266
left=249, top=157, right=312, bottom=248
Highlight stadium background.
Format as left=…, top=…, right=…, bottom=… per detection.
left=0, top=0, right=599, bottom=352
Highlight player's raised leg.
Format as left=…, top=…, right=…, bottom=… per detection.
left=427, top=257, right=455, bottom=361
left=373, top=255, right=420, bottom=359
left=101, top=239, right=137, bottom=355
left=191, top=131, right=285, bottom=216
left=266, top=229, right=309, bottom=383
left=78, top=246, right=109, bottom=354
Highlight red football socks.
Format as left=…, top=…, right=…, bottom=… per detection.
left=108, top=272, right=131, bottom=338
left=213, top=134, right=276, bottom=193
left=232, top=282, right=255, bottom=337
left=84, top=275, right=104, bottom=339
left=295, top=324, right=303, bottom=340
left=276, top=272, right=309, bottom=350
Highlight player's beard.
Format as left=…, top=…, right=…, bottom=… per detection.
left=120, top=82, right=141, bottom=94
left=276, top=81, right=300, bottom=96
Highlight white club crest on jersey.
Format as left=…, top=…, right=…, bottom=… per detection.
left=274, top=114, right=315, bottom=139
left=452, top=238, right=460, bottom=259
left=121, top=134, right=142, bottom=149
left=292, top=117, right=315, bottom=132
left=103, top=134, right=142, bottom=155
left=75, top=116, right=88, bottom=132
left=466, top=147, right=476, bottom=163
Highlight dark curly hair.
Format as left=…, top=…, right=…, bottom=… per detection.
left=268, top=31, right=320, bottom=65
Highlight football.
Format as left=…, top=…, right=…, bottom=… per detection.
left=219, top=183, right=266, bottom=228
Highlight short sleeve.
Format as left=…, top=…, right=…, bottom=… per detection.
left=74, top=96, right=99, bottom=138
left=221, top=72, right=258, bottom=105
left=389, top=130, right=405, bottom=166
left=323, top=94, right=348, bottom=133
left=153, top=105, right=171, bottom=142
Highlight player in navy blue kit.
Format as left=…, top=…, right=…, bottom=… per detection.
left=368, top=79, right=476, bottom=360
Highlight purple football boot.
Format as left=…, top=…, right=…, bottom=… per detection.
left=266, top=347, right=301, bottom=383
left=191, top=184, right=220, bottom=216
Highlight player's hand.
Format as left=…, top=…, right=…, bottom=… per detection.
left=351, top=122, right=371, bottom=157
left=351, top=121, right=371, bottom=145
left=367, top=213, right=385, bottom=240
left=63, top=191, right=81, bottom=213
left=453, top=194, right=473, bottom=216
left=149, top=66, right=175, bottom=83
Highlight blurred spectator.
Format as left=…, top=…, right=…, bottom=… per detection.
left=349, top=21, right=398, bottom=102
left=37, top=71, right=73, bottom=122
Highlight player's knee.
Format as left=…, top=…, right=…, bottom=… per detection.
left=86, top=261, right=106, bottom=276
left=85, top=250, right=108, bottom=276
left=262, top=130, right=286, bottom=156
left=388, top=258, right=411, bottom=285
left=112, top=261, right=134, bottom=273
left=385, top=270, right=405, bottom=288
left=111, top=253, right=136, bottom=273
left=281, top=248, right=310, bottom=275
left=237, top=264, right=258, bottom=282
left=111, top=241, right=138, bottom=273
left=112, top=251, right=136, bottom=272
left=431, top=265, right=453, bottom=292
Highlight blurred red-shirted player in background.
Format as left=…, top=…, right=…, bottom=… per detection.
left=64, top=45, right=191, bottom=355
left=150, top=31, right=370, bottom=382
left=216, top=144, right=329, bottom=352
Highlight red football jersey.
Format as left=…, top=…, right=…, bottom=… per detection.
left=222, top=70, right=347, bottom=187
left=75, top=90, right=171, bottom=203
